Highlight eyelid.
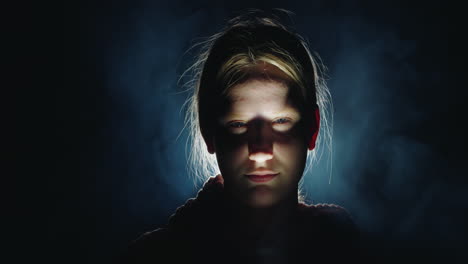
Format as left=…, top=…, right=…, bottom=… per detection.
left=227, top=120, right=247, bottom=127
left=226, top=117, right=294, bottom=126
left=273, top=117, right=293, bottom=124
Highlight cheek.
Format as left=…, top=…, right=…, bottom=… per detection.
left=214, top=136, right=248, bottom=174
left=275, top=138, right=307, bottom=176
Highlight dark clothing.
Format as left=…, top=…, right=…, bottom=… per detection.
left=120, top=175, right=366, bottom=264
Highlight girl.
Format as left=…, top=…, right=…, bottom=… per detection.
left=121, top=10, right=361, bottom=264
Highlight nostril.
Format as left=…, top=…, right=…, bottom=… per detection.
left=248, top=152, right=273, bottom=162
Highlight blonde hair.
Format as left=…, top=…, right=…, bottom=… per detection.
left=179, top=10, right=333, bottom=195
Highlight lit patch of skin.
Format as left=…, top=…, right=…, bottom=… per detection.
left=213, top=78, right=309, bottom=208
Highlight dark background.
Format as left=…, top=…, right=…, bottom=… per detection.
left=58, top=0, right=466, bottom=263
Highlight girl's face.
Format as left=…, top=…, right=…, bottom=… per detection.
left=212, top=77, right=309, bottom=208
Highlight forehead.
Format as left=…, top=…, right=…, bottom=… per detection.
left=224, top=78, right=300, bottom=117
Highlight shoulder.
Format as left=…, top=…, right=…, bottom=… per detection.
left=119, top=226, right=212, bottom=264
left=297, top=202, right=359, bottom=240
left=118, top=228, right=177, bottom=264
left=298, top=202, right=354, bottom=223
left=132, top=228, right=173, bottom=247
left=295, top=203, right=365, bottom=261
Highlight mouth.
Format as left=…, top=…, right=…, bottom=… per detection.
left=245, top=170, right=279, bottom=183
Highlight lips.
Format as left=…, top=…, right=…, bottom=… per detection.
left=245, top=170, right=279, bottom=183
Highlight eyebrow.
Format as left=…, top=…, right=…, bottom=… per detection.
left=220, top=107, right=301, bottom=122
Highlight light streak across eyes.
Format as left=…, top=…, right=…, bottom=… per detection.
left=224, top=117, right=295, bottom=134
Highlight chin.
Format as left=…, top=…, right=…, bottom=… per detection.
left=245, top=185, right=279, bottom=208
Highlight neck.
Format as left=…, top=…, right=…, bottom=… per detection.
left=224, top=192, right=299, bottom=241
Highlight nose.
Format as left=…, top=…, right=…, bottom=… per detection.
left=248, top=152, right=273, bottom=162
left=248, top=120, right=273, bottom=162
